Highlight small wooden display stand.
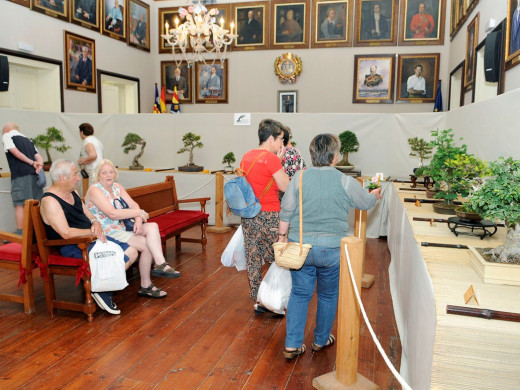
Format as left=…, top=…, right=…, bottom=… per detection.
left=207, top=172, right=231, bottom=233
left=313, top=237, right=379, bottom=390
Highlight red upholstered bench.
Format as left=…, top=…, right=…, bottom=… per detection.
left=126, top=176, right=210, bottom=253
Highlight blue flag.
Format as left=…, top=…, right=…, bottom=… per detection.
left=433, top=81, right=443, bottom=112
left=153, top=84, right=162, bottom=113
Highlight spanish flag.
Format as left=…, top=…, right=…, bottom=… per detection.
left=160, top=85, right=167, bottom=113
left=170, top=86, right=180, bottom=113
left=153, top=84, right=161, bottom=113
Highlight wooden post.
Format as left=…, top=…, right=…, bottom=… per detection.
left=313, top=236, right=379, bottom=390
left=354, top=209, right=374, bottom=289
left=207, top=172, right=231, bottom=233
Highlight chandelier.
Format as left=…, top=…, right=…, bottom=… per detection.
left=161, top=1, right=237, bottom=68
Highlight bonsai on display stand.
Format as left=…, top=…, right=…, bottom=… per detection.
left=336, top=131, right=360, bottom=176
left=222, top=152, right=236, bottom=173
left=122, top=133, right=146, bottom=170
left=31, top=127, right=71, bottom=170
left=408, top=136, right=433, bottom=188
left=177, top=132, right=204, bottom=172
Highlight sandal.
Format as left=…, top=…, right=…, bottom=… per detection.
left=138, top=283, right=167, bottom=299
left=151, top=262, right=181, bottom=279
left=283, top=344, right=306, bottom=360
left=312, top=335, right=335, bottom=352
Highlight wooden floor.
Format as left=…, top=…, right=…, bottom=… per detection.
left=0, top=228, right=401, bottom=390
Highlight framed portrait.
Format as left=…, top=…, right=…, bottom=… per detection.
left=8, top=0, right=30, bottom=8
left=159, top=7, right=186, bottom=54
left=278, top=90, right=298, bottom=112
left=506, top=0, right=520, bottom=69
left=205, top=4, right=231, bottom=50
left=64, top=30, right=96, bottom=93
left=127, top=0, right=150, bottom=52
left=398, top=0, right=445, bottom=46
left=271, top=0, right=310, bottom=49
left=70, top=0, right=100, bottom=31
left=101, top=0, right=126, bottom=42
left=232, top=1, right=269, bottom=51
left=352, top=54, right=395, bottom=104
left=354, top=0, right=398, bottom=46
left=161, top=61, right=193, bottom=104
left=31, top=0, right=69, bottom=21
left=396, top=53, right=440, bottom=103
left=464, top=13, right=479, bottom=88
left=311, top=0, right=352, bottom=48
left=195, top=61, right=228, bottom=103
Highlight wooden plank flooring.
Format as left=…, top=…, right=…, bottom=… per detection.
left=0, top=228, right=401, bottom=390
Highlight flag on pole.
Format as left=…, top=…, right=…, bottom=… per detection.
left=433, top=80, right=443, bottom=112
left=170, top=86, right=180, bottom=113
left=160, top=85, right=167, bottom=113
left=153, top=84, right=161, bottom=113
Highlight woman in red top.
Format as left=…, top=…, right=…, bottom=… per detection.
left=240, top=119, right=289, bottom=314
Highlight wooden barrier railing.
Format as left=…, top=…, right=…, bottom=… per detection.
left=207, top=172, right=231, bottom=233
left=313, top=236, right=379, bottom=390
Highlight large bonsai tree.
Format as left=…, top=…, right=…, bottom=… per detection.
left=31, top=127, right=71, bottom=164
left=122, top=133, right=146, bottom=169
left=338, top=130, right=359, bottom=166
left=177, top=132, right=203, bottom=167
left=467, top=157, right=520, bottom=264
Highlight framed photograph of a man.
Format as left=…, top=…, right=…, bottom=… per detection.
left=354, top=0, right=398, bottom=46
left=353, top=54, right=395, bottom=104
left=278, top=90, right=298, bottom=112
left=64, top=30, right=96, bottom=93
left=398, top=0, right=446, bottom=46
left=464, top=13, right=478, bottom=88
left=311, top=0, right=352, bottom=48
left=31, top=0, right=69, bottom=21
left=101, top=0, right=126, bottom=42
left=127, top=0, right=150, bottom=52
left=397, top=53, right=440, bottom=103
left=506, top=0, right=520, bottom=69
left=232, top=2, right=269, bottom=51
left=195, top=61, right=228, bottom=103
left=271, top=0, right=310, bottom=49
left=71, top=0, right=99, bottom=31
left=161, top=61, right=192, bottom=104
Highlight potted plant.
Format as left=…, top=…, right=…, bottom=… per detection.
left=31, top=127, right=71, bottom=169
left=367, top=176, right=381, bottom=192
left=408, top=137, right=433, bottom=174
left=222, top=152, right=236, bottom=173
left=337, top=130, right=359, bottom=169
left=177, top=132, right=204, bottom=172
left=465, top=157, right=520, bottom=285
left=122, top=132, right=146, bottom=170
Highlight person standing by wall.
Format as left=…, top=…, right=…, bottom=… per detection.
left=2, top=122, right=44, bottom=235
left=77, top=122, right=104, bottom=180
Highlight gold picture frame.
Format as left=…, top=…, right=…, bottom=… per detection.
left=311, top=0, right=352, bottom=48
left=232, top=1, right=269, bottom=51
left=127, top=0, right=150, bottom=52
left=506, top=0, right=520, bottom=69
left=101, top=0, right=127, bottom=42
left=271, top=0, right=310, bottom=50
left=64, top=30, right=96, bottom=93
left=464, top=12, right=479, bottom=89
left=161, top=61, right=193, bottom=104
left=398, top=0, right=446, bottom=46
left=354, top=0, right=398, bottom=47
left=195, top=61, right=228, bottom=104
left=31, top=0, right=69, bottom=21
left=353, top=54, right=395, bottom=104
left=396, top=53, right=440, bottom=103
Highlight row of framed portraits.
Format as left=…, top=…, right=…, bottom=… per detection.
left=8, top=0, right=151, bottom=52
left=159, top=0, right=447, bottom=53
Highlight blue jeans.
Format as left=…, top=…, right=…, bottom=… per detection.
left=285, top=245, right=340, bottom=349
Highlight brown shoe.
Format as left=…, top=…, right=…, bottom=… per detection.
left=283, top=344, right=306, bottom=360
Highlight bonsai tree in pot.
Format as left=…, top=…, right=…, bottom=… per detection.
left=466, top=157, right=520, bottom=264
left=177, top=132, right=204, bottom=172
left=408, top=137, right=433, bottom=174
left=122, top=132, right=146, bottom=170
left=31, top=127, right=71, bottom=168
left=337, top=130, right=359, bottom=167
left=222, top=152, right=236, bottom=172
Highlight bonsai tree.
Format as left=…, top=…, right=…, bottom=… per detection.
left=467, top=157, right=520, bottom=264
left=31, top=126, right=71, bottom=165
left=222, top=152, right=236, bottom=171
left=122, top=132, right=146, bottom=170
left=338, top=130, right=359, bottom=166
left=177, top=132, right=203, bottom=167
left=408, top=137, right=433, bottom=169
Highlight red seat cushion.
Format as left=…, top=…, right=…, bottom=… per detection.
left=0, top=243, right=24, bottom=262
left=48, top=253, right=91, bottom=286
left=149, top=210, right=209, bottom=237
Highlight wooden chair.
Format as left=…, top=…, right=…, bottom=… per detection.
left=28, top=200, right=97, bottom=321
left=0, top=200, right=38, bottom=314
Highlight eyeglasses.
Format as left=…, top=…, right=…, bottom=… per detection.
left=277, top=136, right=284, bottom=140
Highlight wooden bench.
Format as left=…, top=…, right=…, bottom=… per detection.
left=126, top=176, right=210, bottom=253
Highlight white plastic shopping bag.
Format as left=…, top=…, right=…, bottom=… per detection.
left=89, top=239, right=128, bottom=292
left=257, top=262, right=292, bottom=313
left=221, top=225, right=247, bottom=271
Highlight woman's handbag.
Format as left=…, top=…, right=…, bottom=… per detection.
left=89, top=239, right=128, bottom=292
left=113, top=197, right=135, bottom=231
left=272, top=171, right=312, bottom=270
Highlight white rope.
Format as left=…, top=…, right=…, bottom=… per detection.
left=0, top=190, right=11, bottom=194
left=178, top=176, right=215, bottom=199
left=343, top=243, right=413, bottom=390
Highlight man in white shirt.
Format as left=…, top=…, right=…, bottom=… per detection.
left=407, top=64, right=426, bottom=97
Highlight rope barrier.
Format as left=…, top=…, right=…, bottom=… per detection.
left=178, top=176, right=215, bottom=199
left=343, top=243, right=413, bottom=390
